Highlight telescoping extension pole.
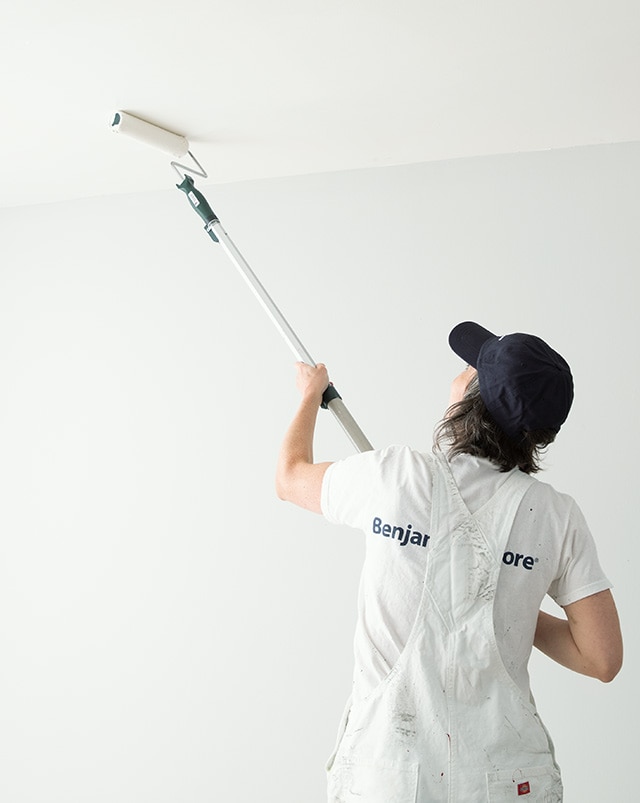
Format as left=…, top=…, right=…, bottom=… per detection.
left=110, top=112, right=373, bottom=453
left=177, top=176, right=373, bottom=453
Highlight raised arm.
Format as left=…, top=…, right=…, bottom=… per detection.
left=534, top=589, right=623, bottom=682
left=275, top=362, right=333, bottom=514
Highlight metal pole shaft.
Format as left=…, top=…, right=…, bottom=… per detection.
left=208, top=219, right=373, bottom=453
left=210, top=220, right=315, bottom=364
left=324, top=397, right=374, bottom=453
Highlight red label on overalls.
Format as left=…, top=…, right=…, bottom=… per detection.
left=517, top=781, right=531, bottom=795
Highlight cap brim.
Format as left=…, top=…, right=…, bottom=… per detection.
left=448, top=321, right=497, bottom=367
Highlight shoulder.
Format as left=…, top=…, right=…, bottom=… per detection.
left=321, top=445, right=435, bottom=525
left=521, top=475, right=584, bottom=523
left=326, top=444, right=435, bottom=482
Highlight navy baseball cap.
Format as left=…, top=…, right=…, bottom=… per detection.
left=448, top=322, right=574, bottom=439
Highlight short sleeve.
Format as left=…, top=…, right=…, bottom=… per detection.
left=321, top=447, right=394, bottom=531
left=321, top=445, right=431, bottom=533
left=547, top=499, right=612, bottom=607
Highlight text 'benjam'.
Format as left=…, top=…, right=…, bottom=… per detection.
left=373, top=516, right=538, bottom=569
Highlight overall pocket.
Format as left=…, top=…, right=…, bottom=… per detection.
left=486, top=765, right=562, bottom=802
left=328, top=760, right=419, bottom=803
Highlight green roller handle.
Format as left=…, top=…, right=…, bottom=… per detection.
left=176, top=175, right=220, bottom=242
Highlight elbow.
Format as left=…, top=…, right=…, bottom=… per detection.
left=596, top=656, right=623, bottom=684
left=597, top=669, right=619, bottom=684
left=275, top=475, right=288, bottom=502
left=591, top=645, right=623, bottom=683
left=275, top=464, right=293, bottom=502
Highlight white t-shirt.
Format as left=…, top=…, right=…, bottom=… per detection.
left=321, top=445, right=611, bottom=703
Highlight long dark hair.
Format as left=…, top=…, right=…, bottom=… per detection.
left=434, top=375, right=557, bottom=474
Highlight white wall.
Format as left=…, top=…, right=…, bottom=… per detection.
left=0, top=142, right=637, bottom=802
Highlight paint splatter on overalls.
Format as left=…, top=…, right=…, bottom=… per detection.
left=327, top=452, right=563, bottom=802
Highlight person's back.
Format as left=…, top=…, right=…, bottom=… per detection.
left=275, top=321, right=622, bottom=802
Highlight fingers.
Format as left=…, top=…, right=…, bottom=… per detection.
left=295, top=361, right=327, bottom=376
left=295, top=361, right=329, bottom=398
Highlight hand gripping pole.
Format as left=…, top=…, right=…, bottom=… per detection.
left=176, top=176, right=373, bottom=454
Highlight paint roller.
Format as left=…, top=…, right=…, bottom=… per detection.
left=110, top=111, right=373, bottom=453
left=111, top=112, right=189, bottom=157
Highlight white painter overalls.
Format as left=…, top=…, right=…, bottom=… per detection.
left=327, top=452, right=563, bottom=802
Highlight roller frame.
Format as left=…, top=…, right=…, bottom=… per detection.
left=111, top=111, right=373, bottom=453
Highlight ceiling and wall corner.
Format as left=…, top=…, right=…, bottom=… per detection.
left=1, top=0, right=639, bottom=208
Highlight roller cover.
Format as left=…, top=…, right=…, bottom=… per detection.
left=111, top=111, right=189, bottom=157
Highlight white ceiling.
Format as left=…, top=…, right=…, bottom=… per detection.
left=2, top=0, right=640, bottom=209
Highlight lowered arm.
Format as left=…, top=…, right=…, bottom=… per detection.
left=534, top=589, right=623, bottom=682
